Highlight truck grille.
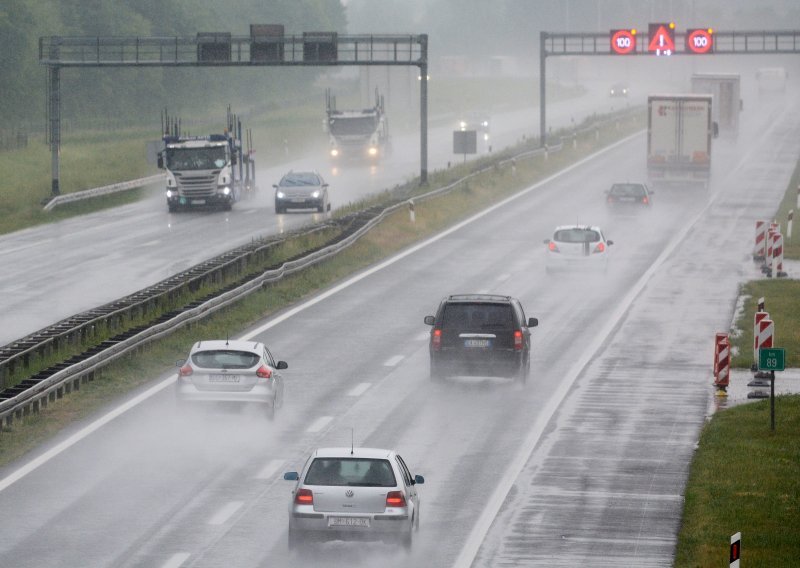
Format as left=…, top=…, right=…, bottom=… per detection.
left=175, top=172, right=217, bottom=198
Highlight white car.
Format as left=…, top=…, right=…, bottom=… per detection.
left=544, top=225, right=613, bottom=273
left=174, top=339, right=287, bottom=418
left=284, top=447, right=424, bottom=550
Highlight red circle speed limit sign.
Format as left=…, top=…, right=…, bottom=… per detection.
left=686, top=28, right=714, bottom=54
left=610, top=29, right=636, bottom=55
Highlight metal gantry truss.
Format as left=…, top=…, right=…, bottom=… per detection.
left=39, top=33, right=429, bottom=195
left=539, top=29, right=800, bottom=144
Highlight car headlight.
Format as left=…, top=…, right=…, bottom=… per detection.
left=330, top=148, right=339, bottom=157
left=220, top=187, right=231, bottom=196
left=368, top=147, right=378, bottom=156
left=276, top=191, right=285, bottom=199
left=459, top=121, right=467, bottom=130
left=166, top=189, right=175, bottom=198
left=311, top=191, right=320, bottom=198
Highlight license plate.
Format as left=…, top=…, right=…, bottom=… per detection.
left=291, top=198, right=306, bottom=203
left=464, top=339, right=491, bottom=348
left=191, top=199, right=206, bottom=205
left=209, top=374, right=240, bottom=383
left=328, top=516, right=370, bottom=528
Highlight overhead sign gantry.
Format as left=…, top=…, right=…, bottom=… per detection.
left=39, top=30, right=429, bottom=196
left=539, top=27, right=800, bottom=145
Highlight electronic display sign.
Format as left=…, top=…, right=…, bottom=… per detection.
left=610, top=29, right=636, bottom=55
left=686, top=28, right=714, bottom=54
left=648, top=22, right=675, bottom=55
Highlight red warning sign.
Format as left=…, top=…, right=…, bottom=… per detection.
left=648, top=23, right=675, bottom=55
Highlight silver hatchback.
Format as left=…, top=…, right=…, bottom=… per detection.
left=284, top=447, right=424, bottom=550
left=174, top=340, right=287, bottom=418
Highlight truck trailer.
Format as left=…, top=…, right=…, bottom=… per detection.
left=324, top=88, right=390, bottom=162
left=158, top=108, right=255, bottom=212
left=647, top=94, right=715, bottom=187
left=690, top=73, right=741, bottom=138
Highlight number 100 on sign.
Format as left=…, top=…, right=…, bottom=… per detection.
left=611, top=29, right=636, bottom=54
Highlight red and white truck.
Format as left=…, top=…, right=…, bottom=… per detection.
left=647, top=94, right=715, bottom=187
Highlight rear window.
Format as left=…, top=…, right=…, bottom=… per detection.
left=305, top=458, right=397, bottom=487
left=610, top=184, right=646, bottom=197
left=191, top=350, right=260, bottom=369
left=554, top=229, right=600, bottom=243
left=442, top=303, right=514, bottom=330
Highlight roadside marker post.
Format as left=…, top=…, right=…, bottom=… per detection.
left=751, top=317, right=774, bottom=383
left=713, top=332, right=730, bottom=393
left=730, top=532, right=741, bottom=568
left=762, top=223, right=779, bottom=274
left=772, top=233, right=787, bottom=278
left=753, top=220, right=767, bottom=261
left=408, top=199, right=416, bottom=224
left=788, top=209, right=794, bottom=240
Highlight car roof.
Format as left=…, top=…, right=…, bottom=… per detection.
left=313, top=447, right=394, bottom=459
left=190, top=340, right=263, bottom=353
left=553, top=224, right=603, bottom=232
left=445, top=293, right=514, bottom=304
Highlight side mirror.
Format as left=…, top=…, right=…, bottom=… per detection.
left=413, top=474, right=425, bottom=485
left=272, top=184, right=278, bottom=189
left=607, top=240, right=614, bottom=246
left=231, top=153, right=238, bottom=166
left=175, top=359, right=185, bottom=367
left=712, top=121, right=719, bottom=138
left=322, top=183, right=329, bottom=188
left=543, top=239, right=551, bottom=245
left=528, top=317, right=539, bottom=328
left=284, top=472, right=299, bottom=481
left=157, top=156, right=164, bottom=169
left=423, top=315, right=435, bottom=326
left=276, top=361, right=288, bottom=370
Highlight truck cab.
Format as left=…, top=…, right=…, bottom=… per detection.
left=325, top=88, right=390, bottom=163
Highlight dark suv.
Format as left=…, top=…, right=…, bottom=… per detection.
left=423, top=294, right=538, bottom=383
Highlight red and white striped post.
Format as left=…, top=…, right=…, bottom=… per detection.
left=763, top=224, right=779, bottom=274
left=753, top=310, right=770, bottom=363
left=773, top=233, right=787, bottom=278
left=753, top=220, right=768, bottom=261
left=754, top=318, right=775, bottom=379
left=713, top=332, right=730, bottom=392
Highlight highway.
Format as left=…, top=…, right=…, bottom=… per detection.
left=0, top=82, right=797, bottom=566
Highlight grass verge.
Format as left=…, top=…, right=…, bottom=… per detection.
left=0, top=109, right=644, bottom=466
left=774, top=156, right=800, bottom=260
left=675, top=394, right=800, bottom=567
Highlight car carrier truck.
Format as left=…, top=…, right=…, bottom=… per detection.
left=324, top=87, right=390, bottom=162
left=690, top=73, right=741, bottom=138
left=158, top=108, right=255, bottom=212
left=647, top=94, right=715, bottom=187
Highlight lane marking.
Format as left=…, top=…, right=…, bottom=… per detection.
left=208, top=501, right=244, bottom=525
left=347, top=383, right=372, bottom=397
left=383, top=355, right=404, bottom=367
left=0, top=131, right=642, bottom=494
left=254, top=459, right=284, bottom=480
left=162, top=553, right=190, bottom=568
left=307, top=416, right=332, bottom=433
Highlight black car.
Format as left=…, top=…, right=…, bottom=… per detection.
left=605, top=182, right=653, bottom=209
left=423, top=294, right=538, bottom=383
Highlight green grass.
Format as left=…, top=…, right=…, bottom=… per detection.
left=774, top=156, right=800, bottom=259
left=675, top=394, right=800, bottom=567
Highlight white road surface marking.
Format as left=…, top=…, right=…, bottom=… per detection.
left=347, top=383, right=372, bottom=397
left=209, top=501, right=244, bottom=525
left=383, top=355, right=404, bottom=367
left=161, top=552, right=190, bottom=568
left=254, top=459, right=284, bottom=480
left=307, top=416, right=333, bottom=433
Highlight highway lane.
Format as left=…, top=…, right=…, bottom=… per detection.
left=3, top=88, right=796, bottom=566
left=0, top=80, right=651, bottom=346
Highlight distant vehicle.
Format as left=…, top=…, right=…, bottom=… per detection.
left=284, top=447, right=424, bottom=549
left=609, top=82, right=629, bottom=97
left=756, top=67, right=787, bottom=94
left=273, top=171, right=330, bottom=214
left=458, top=112, right=491, bottom=144
left=647, top=94, right=715, bottom=187
left=605, top=182, right=653, bottom=210
left=423, top=294, right=538, bottom=383
left=544, top=225, right=613, bottom=274
left=690, top=73, right=741, bottom=137
left=325, top=87, right=390, bottom=162
left=175, top=340, right=287, bottom=419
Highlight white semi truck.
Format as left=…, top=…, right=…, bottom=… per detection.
left=690, top=73, right=741, bottom=138
left=158, top=109, right=255, bottom=212
left=324, top=88, right=390, bottom=162
left=647, top=94, right=715, bottom=187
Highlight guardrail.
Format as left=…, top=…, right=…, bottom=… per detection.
left=42, top=174, right=164, bottom=210
left=0, top=106, right=643, bottom=428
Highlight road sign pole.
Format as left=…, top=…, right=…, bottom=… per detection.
left=771, top=370, right=775, bottom=431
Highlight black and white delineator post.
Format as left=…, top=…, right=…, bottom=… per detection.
left=730, top=532, right=741, bottom=568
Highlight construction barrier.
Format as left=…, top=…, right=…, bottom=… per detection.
left=771, top=232, right=787, bottom=278
left=713, top=332, right=730, bottom=390
left=762, top=223, right=780, bottom=273
left=753, top=220, right=768, bottom=260
left=753, top=311, right=769, bottom=363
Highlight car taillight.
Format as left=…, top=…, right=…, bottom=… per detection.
left=179, top=364, right=193, bottom=377
left=295, top=488, right=313, bottom=505
left=607, top=196, right=614, bottom=204
left=386, top=491, right=406, bottom=507
left=642, top=196, right=649, bottom=205
left=593, top=242, right=606, bottom=254
left=548, top=241, right=559, bottom=252
left=513, top=330, right=523, bottom=351
left=432, top=329, right=442, bottom=350
left=256, top=365, right=273, bottom=379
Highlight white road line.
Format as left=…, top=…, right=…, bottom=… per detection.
left=161, top=552, right=191, bottom=568
left=0, top=131, right=642, bottom=494
left=307, top=416, right=333, bottom=433
left=208, top=501, right=244, bottom=526
left=142, top=240, right=161, bottom=247
left=383, top=355, right=404, bottom=367
left=254, top=459, right=284, bottom=480
left=347, top=383, right=372, bottom=397
left=495, top=273, right=511, bottom=282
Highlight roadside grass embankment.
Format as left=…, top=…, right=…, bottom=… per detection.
left=0, top=108, right=644, bottom=468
